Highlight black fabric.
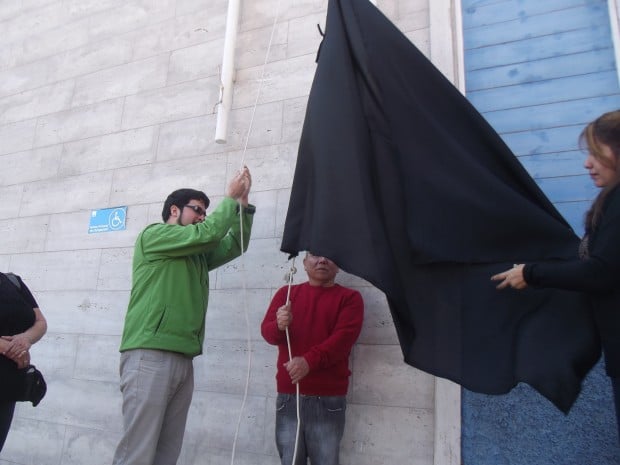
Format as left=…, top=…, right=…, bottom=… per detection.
left=0, top=400, right=16, bottom=452
left=3, top=365, right=47, bottom=407
left=0, top=273, right=38, bottom=331
left=0, top=273, right=38, bottom=400
left=281, top=0, right=601, bottom=412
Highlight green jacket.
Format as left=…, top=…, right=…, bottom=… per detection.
left=119, top=197, right=254, bottom=357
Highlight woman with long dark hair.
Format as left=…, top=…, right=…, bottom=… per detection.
left=492, top=110, right=620, bottom=436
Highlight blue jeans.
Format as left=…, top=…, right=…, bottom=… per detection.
left=275, top=394, right=346, bottom=465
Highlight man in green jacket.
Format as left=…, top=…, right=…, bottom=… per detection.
left=113, top=167, right=254, bottom=465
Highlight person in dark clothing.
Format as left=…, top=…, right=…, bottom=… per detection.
left=492, top=110, right=620, bottom=437
left=0, top=272, right=47, bottom=451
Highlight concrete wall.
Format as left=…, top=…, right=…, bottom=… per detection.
left=0, top=1, right=450, bottom=464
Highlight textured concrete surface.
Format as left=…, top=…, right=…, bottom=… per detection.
left=463, top=361, right=620, bottom=465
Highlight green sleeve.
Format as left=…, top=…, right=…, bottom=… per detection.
left=204, top=204, right=254, bottom=270
left=138, top=197, right=247, bottom=259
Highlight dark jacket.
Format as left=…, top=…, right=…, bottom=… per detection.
left=0, top=273, right=37, bottom=398
left=524, top=185, right=620, bottom=377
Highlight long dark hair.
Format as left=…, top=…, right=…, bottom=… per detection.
left=580, top=110, right=620, bottom=232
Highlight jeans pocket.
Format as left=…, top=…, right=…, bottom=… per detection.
left=320, top=396, right=346, bottom=413
left=276, top=394, right=291, bottom=412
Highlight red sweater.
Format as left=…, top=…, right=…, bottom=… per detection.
left=261, top=282, right=364, bottom=396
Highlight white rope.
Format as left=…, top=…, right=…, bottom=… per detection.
left=284, top=259, right=301, bottom=465
left=229, top=1, right=283, bottom=464
left=239, top=0, right=283, bottom=168
left=229, top=210, right=250, bottom=465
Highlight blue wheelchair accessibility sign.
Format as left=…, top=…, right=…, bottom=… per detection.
left=89, top=207, right=127, bottom=234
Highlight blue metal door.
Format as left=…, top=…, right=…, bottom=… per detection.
left=461, top=1, right=620, bottom=463
left=464, top=0, right=620, bottom=234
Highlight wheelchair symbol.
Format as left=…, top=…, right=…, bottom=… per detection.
left=108, top=208, right=126, bottom=231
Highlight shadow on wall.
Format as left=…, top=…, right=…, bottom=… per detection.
left=462, top=360, right=620, bottom=465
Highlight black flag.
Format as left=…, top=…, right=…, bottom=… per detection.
left=281, top=0, right=600, bottom=412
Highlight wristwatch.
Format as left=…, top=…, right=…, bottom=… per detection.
left=237, top=204, right=256, bottom=215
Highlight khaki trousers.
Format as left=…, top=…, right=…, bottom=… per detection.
left=112, top=349, right=194, bottom=465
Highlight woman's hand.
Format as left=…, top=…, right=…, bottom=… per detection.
left=1, top=333, right=32, bottom=358
left=10, top=350, right=30, bottom=369
left=491, top=264, right=527, bottom=290
left=0, top=338, right=30, bottom=368
left=1, top=307, right=46, bottom=368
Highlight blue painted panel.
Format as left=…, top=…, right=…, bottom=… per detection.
left=468, top=70, right=619, bottom=112
left=535, top=174, right=598, bottom=202
left=484, top=94, right=620, bottom=133
left=466, top=26, right=612, bottom=71
left=464, top=3, right=607, bottom=49
left=467, top=48, right=616, bottom=91
left=500, top=124, right=585, bottom=156
left=518, top=150, right=585, bottom=178
left=555, top=200, right=592, bottom=234
left=462, top=361, right=620, bottom=465
left=462, top=0, right=601, bottom=28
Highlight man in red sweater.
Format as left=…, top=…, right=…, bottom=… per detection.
left=261, top=252, right=364, bottom=465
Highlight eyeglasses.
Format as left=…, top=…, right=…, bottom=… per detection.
left=183, top=204, right=207, bottom=216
